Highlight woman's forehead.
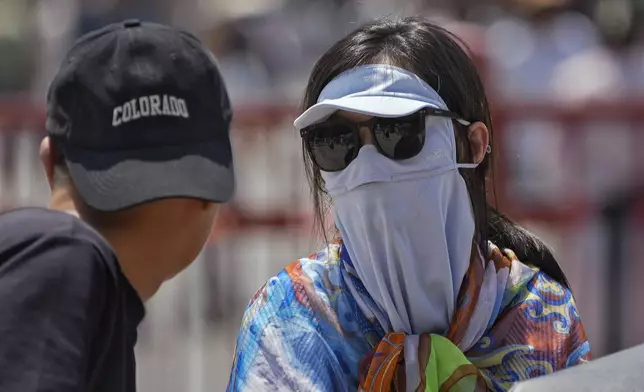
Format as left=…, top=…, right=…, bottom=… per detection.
left=335, top=110, right=374, bottom=123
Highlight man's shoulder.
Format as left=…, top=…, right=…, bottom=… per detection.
left=0, top=207, right=103, bottom=242
left=0, top=207, right=118, bottom=277
left=0, top=207, right=111, bottom=249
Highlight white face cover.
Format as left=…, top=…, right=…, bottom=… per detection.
left=297, top=65, right=480, bottom=335
left=323, top=120, right=478, bottom=335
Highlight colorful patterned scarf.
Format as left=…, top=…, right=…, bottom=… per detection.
left=227, top=241, right=591, bottom=392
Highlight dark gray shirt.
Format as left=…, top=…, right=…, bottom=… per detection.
left=0, top=208, right=144, bottom=391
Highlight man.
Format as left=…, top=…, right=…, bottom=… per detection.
left=0, top=19, right=234, bottom=391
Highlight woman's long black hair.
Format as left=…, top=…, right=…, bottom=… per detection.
left=301, top=17, right=569, bottom=287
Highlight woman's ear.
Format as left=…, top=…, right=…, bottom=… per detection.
left=467, top=122, right=490, bottom=164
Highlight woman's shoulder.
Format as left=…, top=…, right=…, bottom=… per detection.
left=484, top=240, right=575, bottom=307
left=487, top=243, right=575, bottom=309
left=230, top=244, right=367, bottom=390
left=470, top=243, right=591, bottom=384
left=240, top=243, right=347, bottom=328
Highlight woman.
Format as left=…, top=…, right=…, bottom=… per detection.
left=227, top=17, right=591, bottom=392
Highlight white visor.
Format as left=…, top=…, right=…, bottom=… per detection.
left=294, top=64, right=449, bottom=130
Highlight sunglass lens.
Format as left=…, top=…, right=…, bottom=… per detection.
left=308, top=124, right=358, bottom=171
left=373, top=118, right=425, bottom=160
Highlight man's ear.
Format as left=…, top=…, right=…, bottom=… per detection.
left=39, top=137, right=56, bottom=189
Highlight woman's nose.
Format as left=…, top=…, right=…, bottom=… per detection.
left=359, top=126, right=374, bottom=145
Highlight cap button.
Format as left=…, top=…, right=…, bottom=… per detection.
left=123, top=19, right=141, bottom=28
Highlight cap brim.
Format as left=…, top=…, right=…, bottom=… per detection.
left=65, top=141, right=234, bottom=212
left=294, top=96, right=440, bottom=129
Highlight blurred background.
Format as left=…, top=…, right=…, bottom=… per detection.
left=1, top=0, right=644, bottom=390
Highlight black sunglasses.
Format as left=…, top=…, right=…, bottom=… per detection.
left=300, top=108, right=470, bottom=172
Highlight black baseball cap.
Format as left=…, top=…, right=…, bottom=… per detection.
left=46, top=19, right=234, bottom=211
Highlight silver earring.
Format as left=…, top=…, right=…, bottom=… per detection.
left=486, top=145, right=492, bottom=154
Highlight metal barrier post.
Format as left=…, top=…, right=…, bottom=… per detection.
left=602, top=187, right=644, bottom=354
left=187, top=252, right=207, bottom=392
left=602, top=195, right=627, bottom=354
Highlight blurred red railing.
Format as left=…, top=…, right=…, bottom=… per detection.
left=2, top=98, right=644, bottom=234
left=492, top=100, right=644, bottom=224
